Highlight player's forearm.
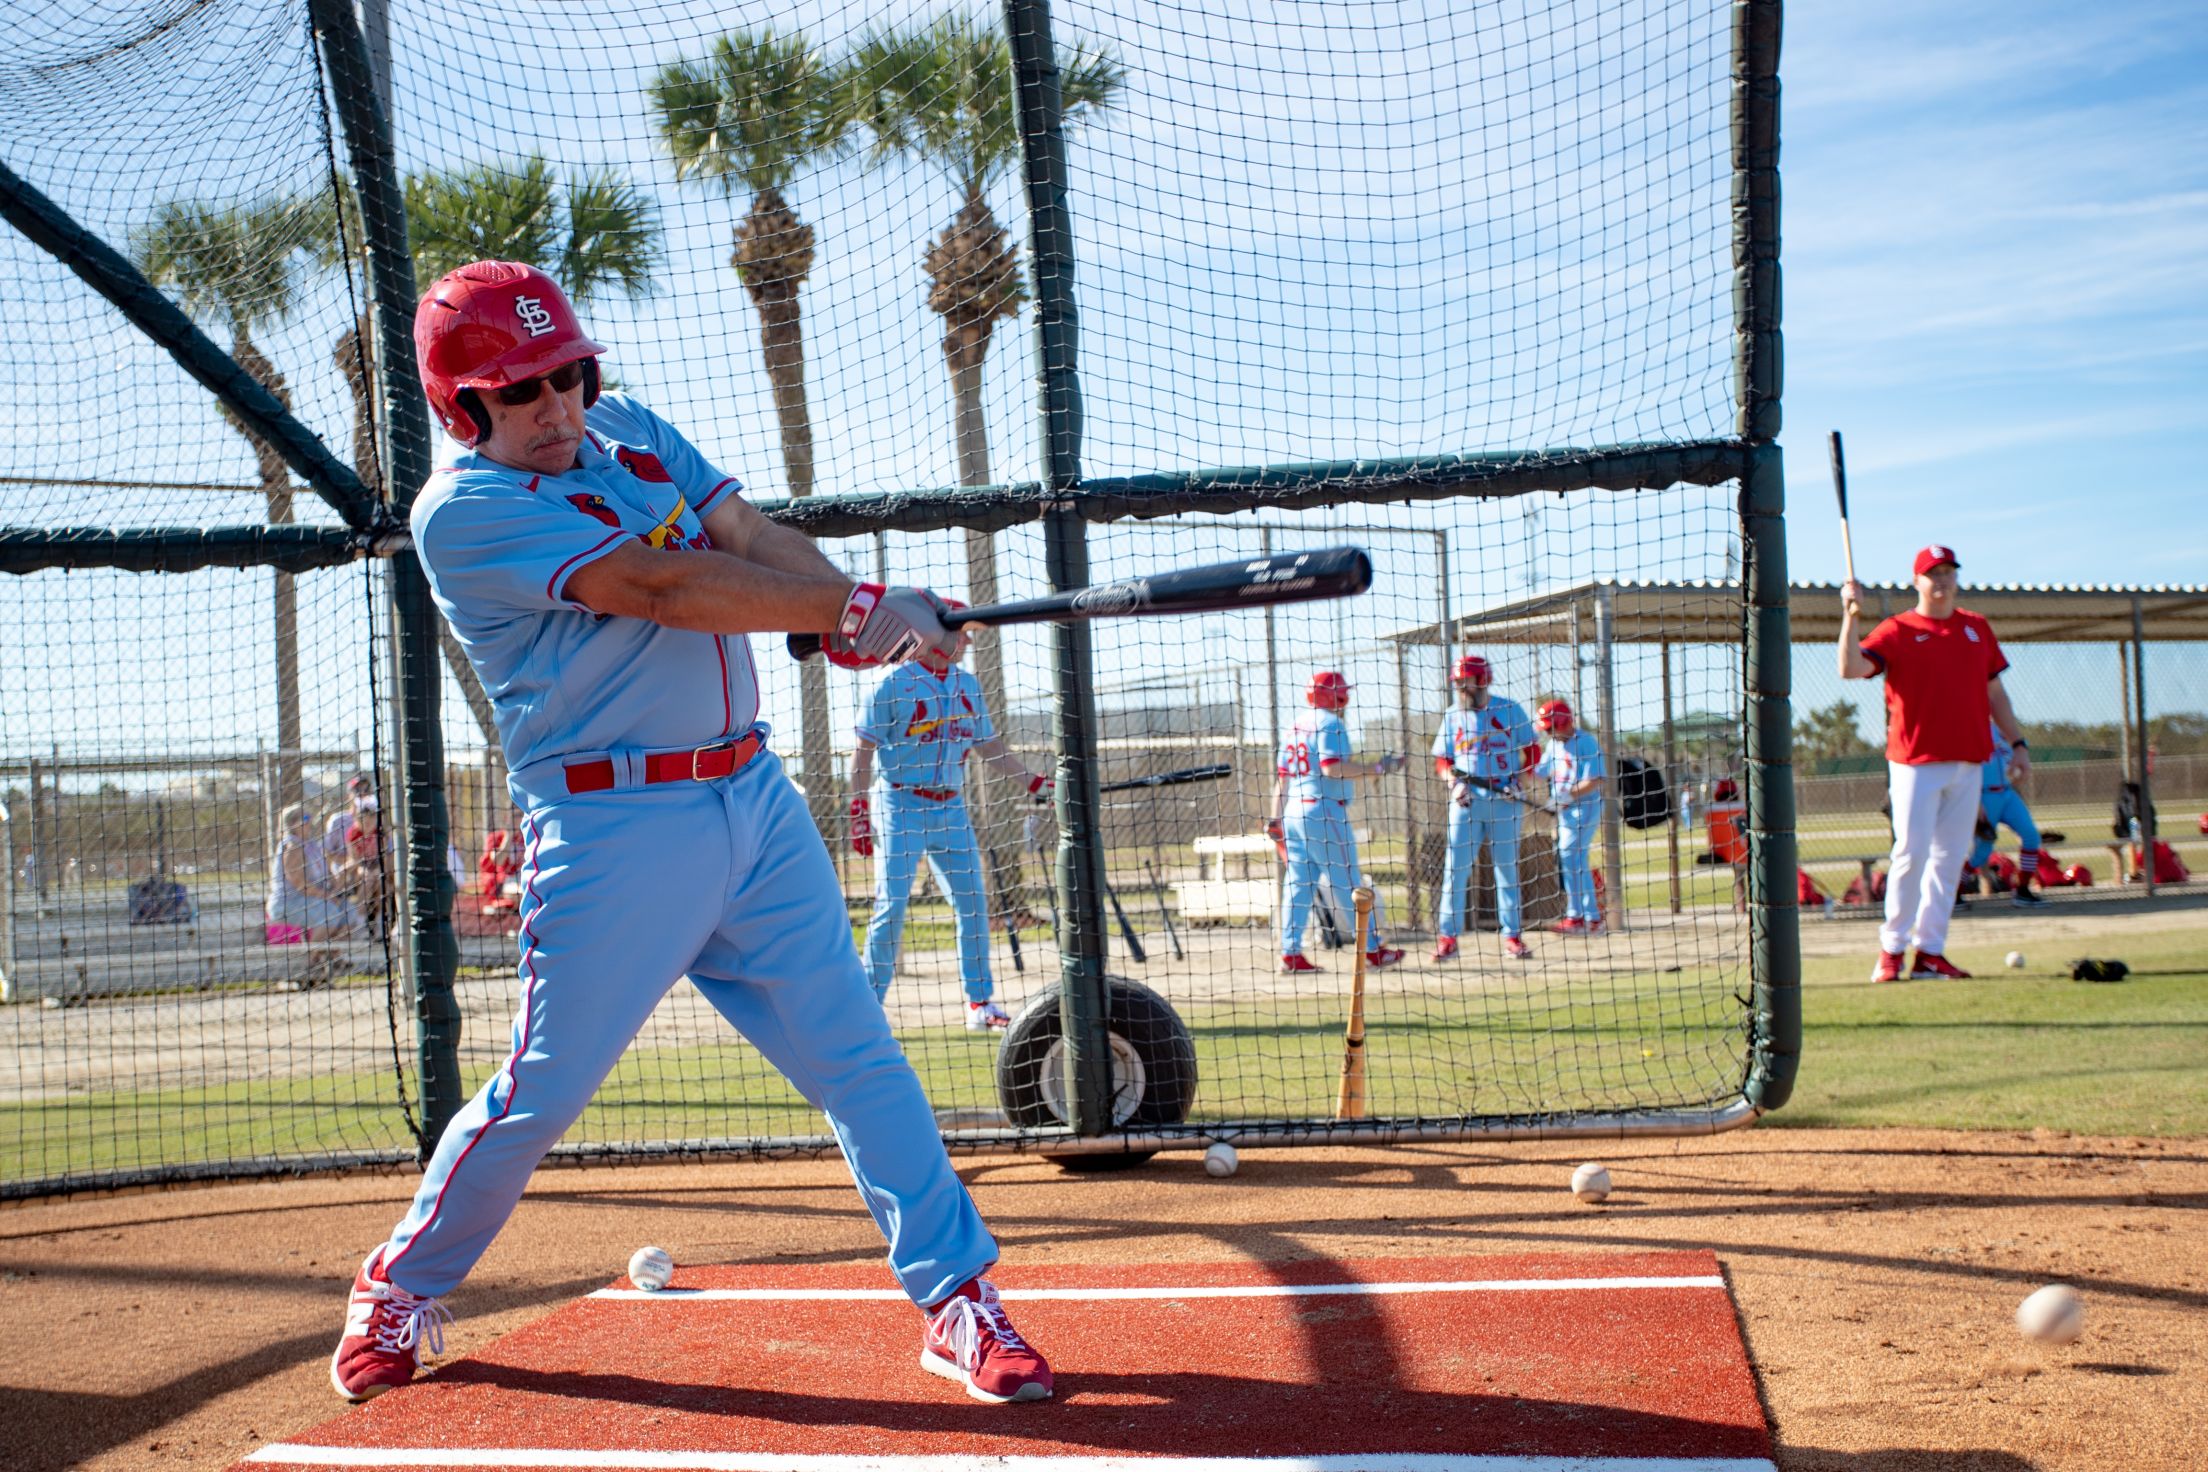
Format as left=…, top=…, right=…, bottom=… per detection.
left=1988, top=680, right=2024, bottom=746
left=851, top=743, right=875, bottom=790
left=569, top=542, right=851, bottom=635
left=1836, top=624, right=1875, bottom=679
left=738, top=516, right=851, bottom=585
left=1268, top=776, right=1286, bottom=821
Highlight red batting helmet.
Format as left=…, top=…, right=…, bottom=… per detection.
left=1452, top=654, right=1493, bottom=685
left=1536, top=699, right=1574, bottom=734
left=414, top=261, right=604, bottom=447
left=1307, top=671, right=1352, bottom=710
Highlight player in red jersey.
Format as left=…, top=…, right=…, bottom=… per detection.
left=1839, top=545, right=2030, bottom=982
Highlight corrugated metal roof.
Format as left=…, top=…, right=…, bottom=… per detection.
left=1388, top=581, right=2208, bottom=646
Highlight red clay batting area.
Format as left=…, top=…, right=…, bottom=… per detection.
left=233, top=1251, right=1772, bottom=1472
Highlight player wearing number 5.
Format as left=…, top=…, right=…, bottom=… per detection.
left=851, top=616, right=1050, bottom=1031
left=1271, top=671, right=1406, bottom=974
left=1430, top=654, right=1539, bottom=962
left=1534, top=700, right=1608, bottom=934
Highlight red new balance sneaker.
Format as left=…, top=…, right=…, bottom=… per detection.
left=1279, top=953, right=1320, bottom=974
left=1910, top=951, right=1971, bottom=980
left=1502, top=935, right=1532, bottom=960
left=330, top=1247, right=453, bottom=1402
left=921, top=1277, right=1053, bottom=1403
left=1870, top=950, right=1906, bottom=983
left=1431, top=934, right=1459, bottom=962
left=1365, top=945, right=1405, bottom=969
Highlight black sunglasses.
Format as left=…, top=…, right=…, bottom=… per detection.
left=492, top=359, right=587, bottom=407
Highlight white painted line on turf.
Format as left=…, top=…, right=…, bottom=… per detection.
left=247, top=1450, right=1778, bottom=1472
left=588, top=1275, right=1726, bottom=1301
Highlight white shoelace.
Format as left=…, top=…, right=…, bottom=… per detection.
left=373, top=1284, right=455, bottom=1359
left=935, top=1283, right=1028, bottom=1366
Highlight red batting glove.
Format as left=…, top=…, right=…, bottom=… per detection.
left=849, top=796, right=874, bottom=857
left=1026, top=774, right=1054, bottom=805
left=1264, top=816, right=1287, bottom=862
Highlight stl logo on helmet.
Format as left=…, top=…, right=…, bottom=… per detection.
left=513, top=295, right=556, bottom=338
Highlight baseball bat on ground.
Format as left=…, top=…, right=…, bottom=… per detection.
left=1105, top=881, right=1147, bottom=964
left=1829, top=430, right=1859, bottom=616
left=1334, top=886, right=1375, bottom=1121
left=788, top=546, right=1373, bottom=661
left=1099, top=762, right=1232, bottom=794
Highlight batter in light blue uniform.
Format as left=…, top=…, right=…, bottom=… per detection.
left=1967, top=720, right=2045, bottom=905
left=330, top=262, right=1057, bottom=1410
left=1429, top=653, right=1538, bottom=962
left=851, top=637, right=1050, bottom=1030
left=1269, top=671, right=1404, bottom=973
left=1534, top=699, right=1608, bottom=932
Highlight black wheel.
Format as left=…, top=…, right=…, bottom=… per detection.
left=996, top=976, right=1198, bottom=1139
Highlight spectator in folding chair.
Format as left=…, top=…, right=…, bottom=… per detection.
left=267, top=806, right=358, bottom=985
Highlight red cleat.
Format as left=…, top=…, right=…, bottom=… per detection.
left=922, top=1277, right=1053, bottom=1403
left=329, top=1248, right=453, bottom=1402
left=1279, top=953, right=1320, bottom=974
left=1870, top=950, right=1906, bottom=984
left=1910, top=951, right=1971, bottom=980
left=1431, top=934, right=1459, bottom=962
left=1365, top=945, right=1405, bottom=969
left=1503, top=935, right=1532, bottom=960
left=1552, top=917, right=1586, bottom=935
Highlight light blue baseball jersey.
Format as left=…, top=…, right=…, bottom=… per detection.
left=857, top=665, right=994, bottom=791
left=1982, top=721, right=2016, bottom=788
left=410, top=393, right=751, bottom=776
left=1537, top=729, right=1608, bottom=806
left=1278, top=710, right=1354, bottom=804
left=1431, top=697, right=1536, bottom=783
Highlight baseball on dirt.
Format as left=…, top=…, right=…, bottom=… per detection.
left=1570, top=1163, right=1612, bottom=1203
left=2006, top=951, right=2026, bottom=970
left=2016, top=1284, right=2084, bottom=1344
left=1204, top=1142, right=1240, bottom=1178
left=627, top=1245, right=675, bottom=1292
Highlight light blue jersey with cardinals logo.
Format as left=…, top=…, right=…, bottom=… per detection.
left=857, top=665, right=994, bottom=792
left=411, top=393, right=751, bottom=776
left=1430, top=697, right=1535, bottom=784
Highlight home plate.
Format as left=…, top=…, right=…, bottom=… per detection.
left=238, top=1251, right=1772, bottom=1472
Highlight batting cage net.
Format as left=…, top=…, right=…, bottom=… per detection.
left=2, top=0, right=1790, bottom=1195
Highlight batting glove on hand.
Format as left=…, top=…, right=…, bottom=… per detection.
left=1373, top=751, right=1406, bottom=777
left=1026, top=774, right=1055, bottom=806
left=1264, top=816, right=1287, bottom=861
left=833, top=582, right=958, bottom=666
left=848, top=796, right=874, bottom=857
left=1450, top=778, right=1473, bottom=809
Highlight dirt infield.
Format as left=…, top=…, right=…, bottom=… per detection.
left=2, top=1128, right=2202, bottom=1471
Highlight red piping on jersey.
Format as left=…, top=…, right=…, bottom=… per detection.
left=714, top=637, right=733, bottom=735
left=385, top=814, right=547, bottom=1287
left=546, top=531, right=632, bottom=603
left=696, top=476, right=739, bottom=514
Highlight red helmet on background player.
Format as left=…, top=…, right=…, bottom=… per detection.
left=1452, top=654, right=1493, bottom=685
left=1306, top=671, right=1352, bottom=710
left=414, top=261, right=605, bottom=447
left=1536, top=699, right=1574, bottom=735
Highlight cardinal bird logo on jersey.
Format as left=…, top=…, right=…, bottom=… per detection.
left=616, top=446, right=674, bottom=483
left=566, top=493, right=620, bottom=528
left=904, top=693, right=977, bottom=742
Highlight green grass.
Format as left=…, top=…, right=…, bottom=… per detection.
left=8, top=913, right=2206, bottom=1186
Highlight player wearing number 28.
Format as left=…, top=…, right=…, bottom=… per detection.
left=328, top=262, right=1051, bottom=1408
left=851, top=619, right=1051, bottom=1031
left=1270, top=671, right=1406, bottom=973
left=1840, top=545, right=2029, bottom=983
left=1429, top=654, right=1539, bottom=961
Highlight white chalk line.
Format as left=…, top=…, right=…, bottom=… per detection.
left=246, top=1451, right=1778, bottom=1472
left=587, top=1276, right=1727, bottom=1302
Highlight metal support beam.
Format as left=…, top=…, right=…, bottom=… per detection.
left=2133, top=597, right=2155, bottom=897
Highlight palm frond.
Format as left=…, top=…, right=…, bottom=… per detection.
left=561, top=167, right=664, bottom=303
left=650, top=28, right=849, bottom=198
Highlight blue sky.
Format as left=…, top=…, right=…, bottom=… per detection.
left=3, top=0, right=2203, bottom=775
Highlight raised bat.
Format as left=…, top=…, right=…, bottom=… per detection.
left=788, top=546, right=1373, bottom=661
left=1830, top=430, right=1859, bottom=616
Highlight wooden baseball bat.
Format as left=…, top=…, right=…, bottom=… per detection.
left=789, top=546, right=1372, bottom=661
left=1829, top=430, right=1859, bottom=615
left=1334, top=885, right=1375, bottom=1121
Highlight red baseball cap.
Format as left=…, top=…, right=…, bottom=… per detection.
left=1912, top=545, right=1960, bottom=577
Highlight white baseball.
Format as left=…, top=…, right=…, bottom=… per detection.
left=2006, top=951, right=2026, bottom=970
left=2016, top=1283, right=2083, bottom=1344
left=627, top=1245, right=675, bottom=1292
left=1204, top=1142, right=1239, bottom=1178
left=1571, top=1163, right=1612, bottom=1203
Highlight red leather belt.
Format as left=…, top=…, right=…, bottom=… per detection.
left=564, top=731, right=764, bottom=795
left=892, top=784, right=960, bottom=802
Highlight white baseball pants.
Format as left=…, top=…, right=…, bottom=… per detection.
left=1882, top=759, right=1979, bottom=957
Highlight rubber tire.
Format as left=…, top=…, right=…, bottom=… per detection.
left=995, top=976, right=1198, bottom=1144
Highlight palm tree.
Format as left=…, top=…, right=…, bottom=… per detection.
left=847, top=16, right=1122, bottom=896
left=134, top=196, right=327, bottom=814
left=323, top=160, right=664, bottom=755
left=650, top=29, right=852, bottom=840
